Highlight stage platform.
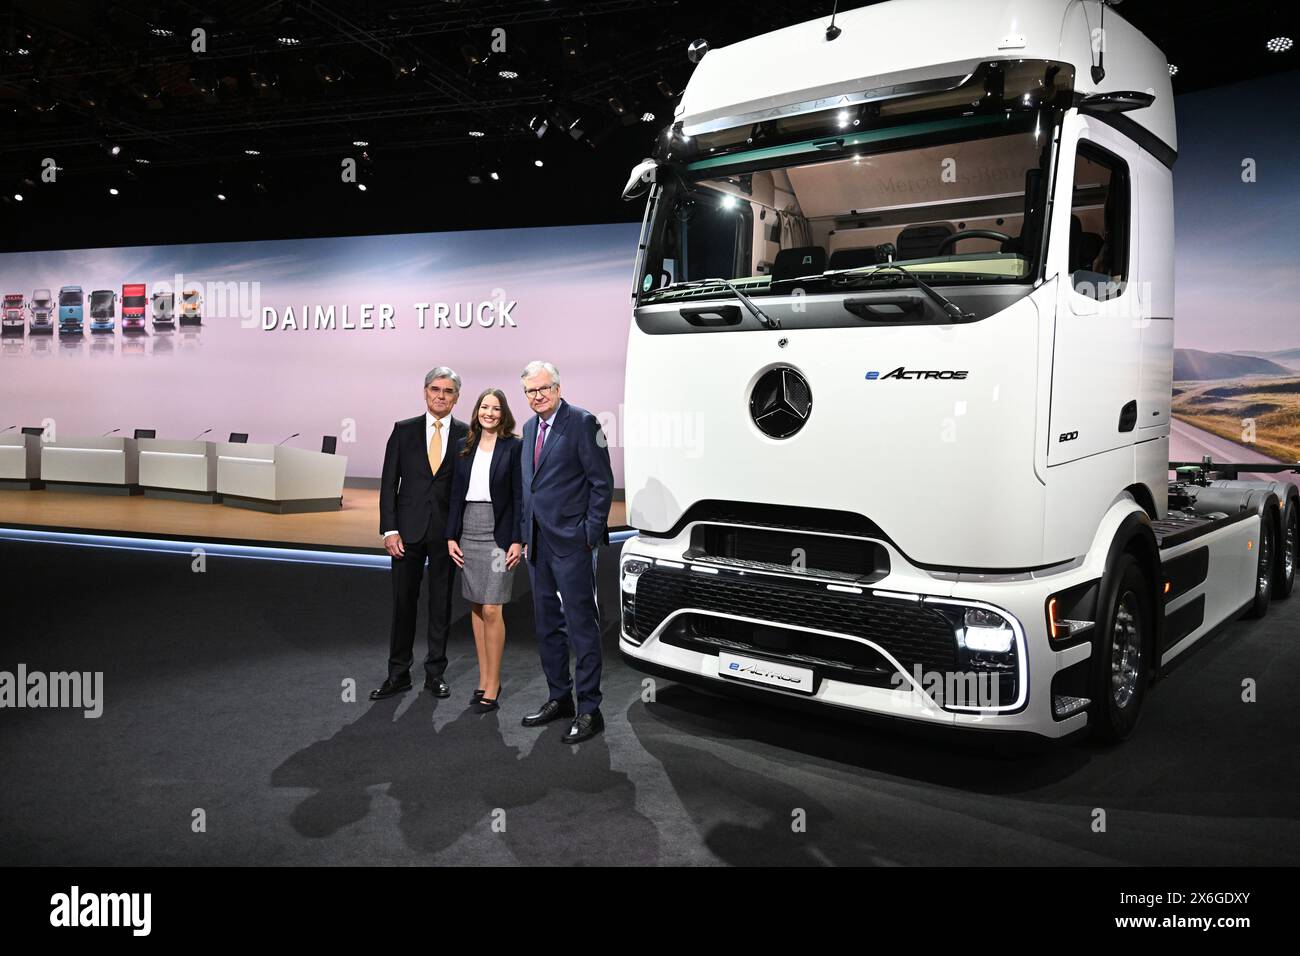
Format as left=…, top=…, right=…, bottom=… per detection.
left=0, top=486, right=629, bottom=551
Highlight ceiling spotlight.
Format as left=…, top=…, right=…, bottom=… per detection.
left=608, top=96, right=627, bottom=116
left=108, top=143, right=122, bottom=157
left=656, top=79, right=675, bottom=99
left=13, top=193, right=22, bottom=202
left=134, top=158, right=151, bottom=165
left=529, top=114, right=549, bottom=139
left=687, top=39, right=709, bottom=64
left=498, top=69, right=518, bottom=80
left=216, top=192, right=227, bottom=201
left=468, top=129, right=485, bottom=138
left=357, top=183, right=367, bottom=191
left=277, top=33, right=301, bottom=47
left=244, top=148, right=261, bottom=156
left=489, top=171, right=500, bottom=181
left=534, top=159, right=544, bottom=167
left=467, top=173, right=483, bottom=185
left=352, top=139, right=368, bottom=147
left=391, top=54, right=419, bottom=78
left=1167, top=63, right=1178, bottom=76
left=1266, top=36, right=1294, bottom=53
left=640, top=111, right=655, bottom=123
left=109, top=187, right=120, bottom=196
left=315, top=62, right=343, bottom=84
left=150, top=26, right=174, bottom=38
left=721, top=194, right=737, bottom=209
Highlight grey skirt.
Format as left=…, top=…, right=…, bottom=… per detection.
left=459, top=501, right=515, bottom=604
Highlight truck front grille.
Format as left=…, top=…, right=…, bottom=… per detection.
left=633, top=564, right=957, bottom=678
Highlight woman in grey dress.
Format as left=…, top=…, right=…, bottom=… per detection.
left=446, top=388, right=524, bottom=713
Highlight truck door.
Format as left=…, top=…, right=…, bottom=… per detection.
left=1046, top=112, right=1142, bottom=466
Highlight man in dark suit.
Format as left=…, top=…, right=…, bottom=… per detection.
left=517, top=360, right=614, bottom=743
left=371, top=366, right=469, bottom=700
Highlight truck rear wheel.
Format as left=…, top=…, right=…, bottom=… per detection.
left=1089, top=553, right=1153, bottom=743
left=1274, top=498, right=1297, bottom=600
left=1244, top=514, right=1274, bottom=620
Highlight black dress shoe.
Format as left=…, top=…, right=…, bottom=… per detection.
left=521, top=697, right=575, bottom=727
left=369, top=676, right=412, bottom=700
left=471, top=688, right=485, bottom=703
left=424, top=676, right=450, bottom=698
left=561, top=711, right=605, bottom=744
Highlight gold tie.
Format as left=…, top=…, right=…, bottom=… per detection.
left=428, top=419, right=443, bottom=474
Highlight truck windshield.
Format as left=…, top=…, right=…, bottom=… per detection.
left=59, top=291, right=81, bottom=306
left=34, top=292, right=51, bottom=304
left=639, top=112, right=1053, bottom=304
left=123, top=296, right=146, bottom=308
left=90, top=293, right=114, bottom=310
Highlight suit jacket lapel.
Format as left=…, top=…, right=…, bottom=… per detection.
left=488, top=436, right=507, bottom=488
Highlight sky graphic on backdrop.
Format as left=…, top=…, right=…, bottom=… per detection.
left=1172, top=69, right=1300, bottom=353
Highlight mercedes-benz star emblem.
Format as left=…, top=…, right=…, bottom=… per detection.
left=750, top=366, right=812, bottom=439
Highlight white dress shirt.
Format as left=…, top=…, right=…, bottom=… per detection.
left=465, top=442, right=493, bottom=502
left=382, top=410, right=451, bottom=540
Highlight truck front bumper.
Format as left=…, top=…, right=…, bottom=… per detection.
left=617, top=530, right=1098, bottom=740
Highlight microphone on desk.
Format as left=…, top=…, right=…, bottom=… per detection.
left=101, top=428, right=120, bottom=437
left=277, top=432, right=300, bottom=446
left=192, top=427, right=212, bottom=441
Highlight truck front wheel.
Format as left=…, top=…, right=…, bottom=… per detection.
left=1089, top=553, right=1153, bottom=743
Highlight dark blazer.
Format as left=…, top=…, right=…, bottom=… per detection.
left=379, top=414, right=469, bottom=542
left=520, top=399, right=614, bottom=559
left=445, top=435, right=524, bottom=551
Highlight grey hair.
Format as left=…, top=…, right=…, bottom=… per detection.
left=520, top=360, right=560, bottom=384
left=424, top=366, right=462, bottom=391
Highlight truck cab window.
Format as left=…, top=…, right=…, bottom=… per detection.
left=1069, top=145, right=1130, bottom=300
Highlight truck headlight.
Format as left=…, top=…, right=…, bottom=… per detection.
left=621, top=558, right=652, bottom=642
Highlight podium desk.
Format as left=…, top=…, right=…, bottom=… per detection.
left=216, top=443, right=347, bottom=514
left=0, top=433, right=43, bottom=490
left=41, top=436, right=141, bottom=495
left=138, top=439, right=219, bottom=503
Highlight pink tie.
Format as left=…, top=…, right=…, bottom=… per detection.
left=534, top=419, right=548, bottom=469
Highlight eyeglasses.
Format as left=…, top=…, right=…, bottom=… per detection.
left=523, top=384, right=557, bottom=398
left=426, top=386, right=457, bottom=396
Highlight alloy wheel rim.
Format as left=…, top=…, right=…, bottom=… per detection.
left=1111, top=591, right=1142, bottom=710
left=1286, top=513, right=1297, bottom=585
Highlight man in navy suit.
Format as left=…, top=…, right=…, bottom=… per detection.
left=518, top=360, right=614, bottom=743
left=371, top=366, right=469, bottom=701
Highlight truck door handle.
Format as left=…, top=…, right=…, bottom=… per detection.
left=842, top=296, right=925, bottom=320
left=679, top=305, right=741, bottom=327
left=1118, top=400, right=1138, bottom=432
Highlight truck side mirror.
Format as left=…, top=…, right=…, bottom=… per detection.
left=622, top=158, right=659, bottom=201
left=1079, top=91, right=1156, bottom=114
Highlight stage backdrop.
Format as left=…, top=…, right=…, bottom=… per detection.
left=2, top=72, right=1298, bottom=484
left=0, top=223, right=640, bottom=482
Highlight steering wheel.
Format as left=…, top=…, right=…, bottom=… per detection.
left=937, top=229, right=1013, bottom=254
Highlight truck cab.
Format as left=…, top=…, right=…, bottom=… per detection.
left=180, top=288, right=202, bottom=326
left=121, top=283, right=147, bottom=331
left=58, top=286, right=84, bottom=334
left=89, top=289, right=117, bottom=333
left=151, top=291, right=175, bottom=328
left=29, top=288, right=54, bottom=333
left=2, top=294, right=23, bottom=334
left=618, top=0, right=1297, bottom=744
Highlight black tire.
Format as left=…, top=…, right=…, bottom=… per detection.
left=1244, top=511, right=1275, bottom=619
left=1089, top=553, right=1154, bottom=743
left=1274, top=497, right=1297, bottom=601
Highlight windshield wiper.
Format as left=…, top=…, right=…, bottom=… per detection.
left=659, top=277, right=780, bottom=329
left=827, top=265, right=975, bottom=321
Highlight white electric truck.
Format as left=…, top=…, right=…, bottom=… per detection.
left=618, top=0, right=1299, bottom=743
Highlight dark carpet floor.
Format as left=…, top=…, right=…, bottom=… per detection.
left=0, top=537, right=1297, bottom=866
